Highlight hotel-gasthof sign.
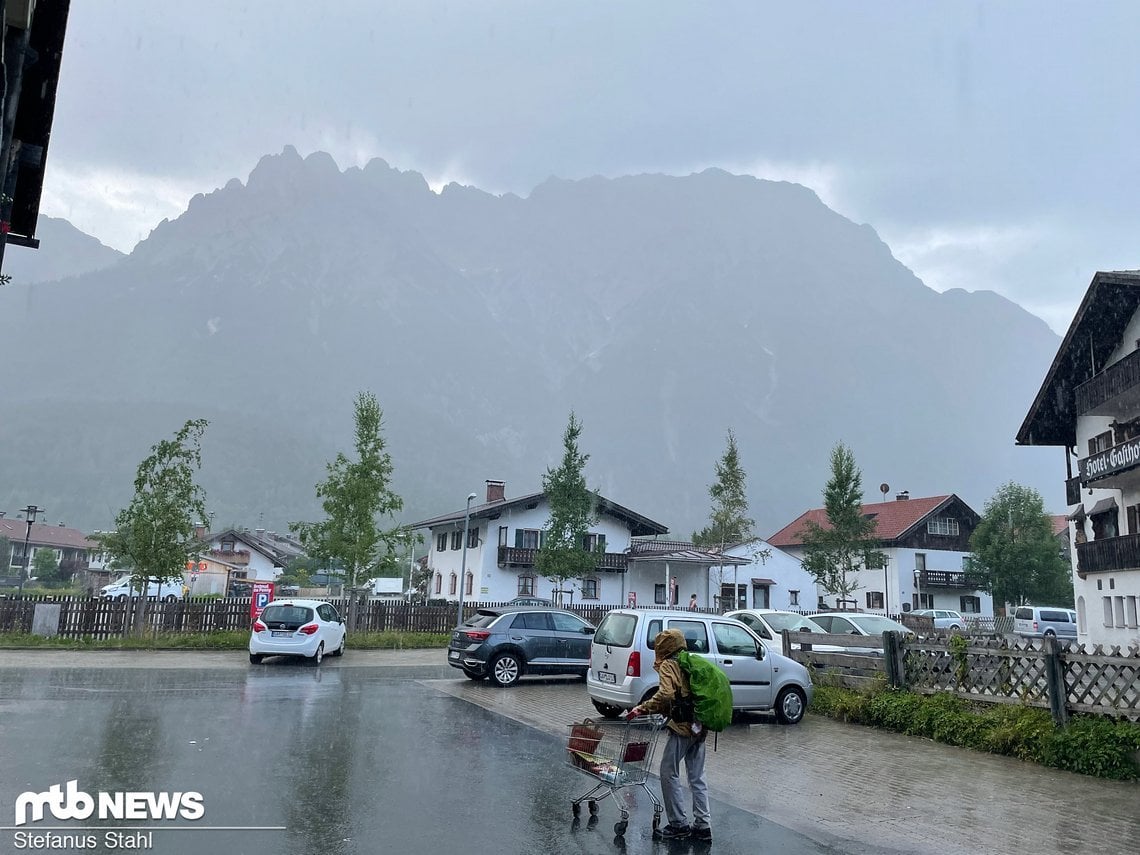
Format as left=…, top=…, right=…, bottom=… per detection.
left=1080, top=437, right=1140, bottom=484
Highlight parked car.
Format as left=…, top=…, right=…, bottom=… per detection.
left=447, top=606, right=595, bottom=686
left=1013, top=606, right=1078, bottom=639
left=722, top=609, right=846, bottom=654
left=249, top=598, right=346, bottom=665
left=809, top=612, right=914, bottom=653
left=99, top=575, right=185, bottom=602
left=585, top=608, right=813, bottom=725
left=506, top=596, right=555, bottom=607
left=910, top=609, right=965, bottom=630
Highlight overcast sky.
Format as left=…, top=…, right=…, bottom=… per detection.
left=38, top=1, right=1140, bottom=332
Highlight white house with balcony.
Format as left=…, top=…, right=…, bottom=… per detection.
left=707, top=539, right=818, bottom=612
left=1018, top=270, right=1140, bottom=649
left=410, top=480, right=740, bottom=607
left=768, top=492, right=992, bottom=618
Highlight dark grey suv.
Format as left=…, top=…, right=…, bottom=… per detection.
left=447, top=607, right=596, bottom=686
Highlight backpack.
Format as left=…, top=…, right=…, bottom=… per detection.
left=675, top=650, right=733, bottom=732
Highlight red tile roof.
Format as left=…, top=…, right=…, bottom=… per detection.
left=768, top=495, right=955, bottom=547
left=1051, top=514, right=1069, bottom=537
left=0, top=519, right=99, bottom=551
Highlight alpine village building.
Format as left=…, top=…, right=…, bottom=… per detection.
left=1018, top=270, right=1140, bottom=649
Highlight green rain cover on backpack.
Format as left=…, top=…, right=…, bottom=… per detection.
left=675, top=650, right=733, bottom=731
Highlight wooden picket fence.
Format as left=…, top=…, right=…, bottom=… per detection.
left=782, top=629, right=1140, bottom=722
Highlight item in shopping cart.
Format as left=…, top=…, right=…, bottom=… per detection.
left=568, top=719, right=604, bottom=753
left=622, top=741, right=648, bottom=762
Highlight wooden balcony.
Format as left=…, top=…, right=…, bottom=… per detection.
left=497, top=545, right=629, bottom=572
left=1077, top=533, right=1140, bottom=575
left=918, top=570, right=979, bottom=589
left=1075, top=348, right=1140, bottom=416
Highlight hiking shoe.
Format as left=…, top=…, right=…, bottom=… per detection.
left=691, top=827, right=713, bottom=842
left=656, top=824, right=691, bottom=839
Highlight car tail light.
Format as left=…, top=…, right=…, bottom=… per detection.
left=464, top=630, right=491, bottom=642
left=299, top=623, right=319, bottom=636
left=626, top=651, right=640, bottom=677
left=253, top=620, right=266, bottom=632
left=1032, top=620, right=1038, bottom=632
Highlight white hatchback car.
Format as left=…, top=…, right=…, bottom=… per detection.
left=723, top=609, right=846, bottom=654
left=249, top=599, right=346, bottom=665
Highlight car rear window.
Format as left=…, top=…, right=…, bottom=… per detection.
left=595, top=613, right=637, bottom=647
left=1040, top=610, right=1069, bottom=622
left=260, top=605, right=313, bottom=624
left=465, top=613, right=499, bottom=628
left=1015, top=607, right=1033, bottom=620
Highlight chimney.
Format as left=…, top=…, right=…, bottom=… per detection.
left=486, top=480, right=506, bottom=503
left=896, top=490, right=910, bottom=501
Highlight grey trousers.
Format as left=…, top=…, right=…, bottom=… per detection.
left=659, top=729, right=710, bottom=829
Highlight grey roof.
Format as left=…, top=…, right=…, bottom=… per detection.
left=628, top=540, right=750, bottom=566
left=409, top=491, right=668, bottom=537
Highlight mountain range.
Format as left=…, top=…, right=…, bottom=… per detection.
left=0, top=147, right=1063, bottom=537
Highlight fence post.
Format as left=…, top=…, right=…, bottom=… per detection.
left=780, top=629, right=792, bottom=658
left=1043, top=634, right=1070, bottom=726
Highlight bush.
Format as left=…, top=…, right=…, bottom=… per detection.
left=811, top=685, right=1140, bottom=780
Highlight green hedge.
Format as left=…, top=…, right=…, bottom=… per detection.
left=811, top=685, right=1140, bottom=781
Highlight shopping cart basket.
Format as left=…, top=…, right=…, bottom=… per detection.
left=565, top=715, right=665, bottom=836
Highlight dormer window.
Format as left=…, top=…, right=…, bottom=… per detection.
left=927, top=518, right=960, bottom=536
left=221, top=540, right=235, bottom=553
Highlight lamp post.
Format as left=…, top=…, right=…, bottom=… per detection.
left=913, top=567, right=922, bottom=611
left=18, top=505, right=44, bottom=594
left=456, top=492, right=476, bottom=627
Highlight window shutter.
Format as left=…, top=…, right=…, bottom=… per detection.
left=539, top=530, right=547, bottom=548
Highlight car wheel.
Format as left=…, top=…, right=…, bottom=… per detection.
left=949, top=624, right=961, bottom=631
left=115, top=594, right=127, bottom=602
left=249, top=653, right=263, bottom=665
left=311, top=643, right=324, bottom=666
left=592, top=700, right=623, bottom=720
left=332, top=635, right=345, bottom=657
left=164, top=595, right=178, bottom=603
left=775, top=686, right=807, bottom=725
left=1044, top=629, right=1056, bottom=637
left=489, top=652, right=522, bottom=687
left=463, top=669, right=485, bottom=681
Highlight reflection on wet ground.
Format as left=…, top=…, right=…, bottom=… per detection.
left=0, top=663, right=831, bottom=855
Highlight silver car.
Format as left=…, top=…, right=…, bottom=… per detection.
left=586, top=608, right=813, bottom=724
left=1014, top=606, right=1078, bottom=639
left=910, top=609, right=965, bottom=631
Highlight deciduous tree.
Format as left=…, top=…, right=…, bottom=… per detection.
left=800, top=442, right=885, bottom=603
left=966, top=482, right=1073, bottom=608
left=99, top=419, right=210, bottom=633
left=291, top=392, right=404, bottom=630
left=535, top=412, right=599, bottom=603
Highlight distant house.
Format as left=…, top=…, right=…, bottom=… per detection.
left=1017, top=270, right=1140, bottom=649
left=196, top=528, right=306, bottom=590
left=410, top=480, right=742, bottom=607
left=0, top=517, right=97, bottom=587
left=768, top=492, right=992, bottom=618
left=707, top=539, right=818, bottom=612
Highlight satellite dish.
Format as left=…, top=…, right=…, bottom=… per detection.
left=880, top=483, right=890, bottom=497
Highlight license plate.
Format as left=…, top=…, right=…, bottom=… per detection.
left=597, top=670, right=616, bottom=684
left=448, top=650, right=460, bottom=660
left=271, top=631, right=292, bottom=638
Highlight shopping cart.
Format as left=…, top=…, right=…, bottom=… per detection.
left=565, top=714, right=665, bottom=836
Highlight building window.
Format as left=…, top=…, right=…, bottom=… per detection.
left=465, top=572, right=473, bottom=597
left=518, top=576, right=535, bottom=596
left=583, top=533, right=607, bottom=552
left=1126, top=596, right=1139, bottom=629
left=866, top=591, right=884, bottom=609
left=448, top=573, right=457, bottom=596
left=927, top=518, right=960, bottom=536
left=655, top=584, right=667, bottom=605
left=913, top=592, right=934, bottom=609
left=434, top=574, right=442, bottom=594
left=789, top=590, right=799, bottom=607
left=467, top=527, right=480, bottom=549
left=960, top=595, right=981, bottom=614
left=436, top=533, right=448, bottom=552
left=1089, top=430, right=1113, bottom=455
left=450, top=531, right=463, bottom=551
left=515, top=529, right=540, bottom=549
left=582, top=578, right=599, bottom=600
left=1103, top=596, right=1114, bottom=627
left=221, top=540, right=234, bottom=553
left=1114, top=596, right=1126, bottom=627
left=720, top=584, right=746, bottom=610
left=1092, top=509, right=1119, bottom=540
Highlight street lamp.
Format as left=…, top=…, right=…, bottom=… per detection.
left=913, top=567, right=922, bottom=611
left=18, top=505, right=44, bottom=594
left=456, top=492, right=477, bottom=627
